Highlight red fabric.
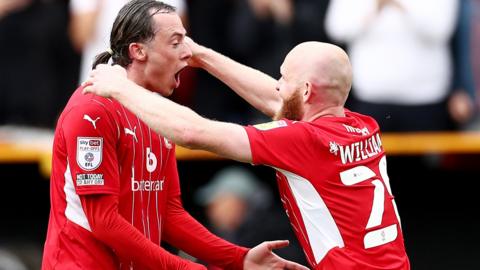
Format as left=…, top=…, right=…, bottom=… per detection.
left=43, top=88, right=247, bottom=270
left=81, top=194, right=206, bottom=270
left=163, top=194, right=249, bottom=270
left=43, top=88, right=184, bottom=269
left=244, top=110, right=410, bottom=270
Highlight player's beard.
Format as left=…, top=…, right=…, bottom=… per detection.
left=274, top=90, right=304, bottom=121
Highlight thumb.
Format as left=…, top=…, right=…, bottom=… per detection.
left=81, top=80, right=92, bottom=87
left=265, top=240, right=290, bottom=250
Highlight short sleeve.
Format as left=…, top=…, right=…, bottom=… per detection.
left=62, top=103, right=120, bottom=195
left=245, top=120, right=316, bottom=174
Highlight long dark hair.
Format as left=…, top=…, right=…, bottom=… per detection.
left=92, top=0, right=176, bottom=68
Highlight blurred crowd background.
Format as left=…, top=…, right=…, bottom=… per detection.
left=2, top=0, right=478, bottom=131
left=0, top=0, right=479, bottom=269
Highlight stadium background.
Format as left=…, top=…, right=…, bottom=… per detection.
left=1, top=0, right=479, bottom=269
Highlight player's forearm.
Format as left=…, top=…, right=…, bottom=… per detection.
left=112, top=82, right=210, bottom=149
left=112, top=82, right=253, bottom=162
left=81, top=195, right=205, bottom=270
left=194, top=46, right=280, bottom=118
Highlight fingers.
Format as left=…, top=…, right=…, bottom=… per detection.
left=81, top=74, right=94, bottom=94
left=184, top=36, right=193, bottom=45
left=95, top=63, right=110, bottom=70
left=81, top=80, right=91, bottom=87
left=82, top=84, right=94, bottom=95
left=90, top=63, right=123, bottom=73
left=265, top=240, right=290, bottom=250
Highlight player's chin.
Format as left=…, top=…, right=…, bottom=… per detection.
left=164, top=88, right=175, bottom=97
left=161, top=82, right=176, bottom=96
left=151, top=80, right=175, bottom=96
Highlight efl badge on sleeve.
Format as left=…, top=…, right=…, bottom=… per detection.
left=253, top=120, right=287, bottom=131
left=77, top=137, right=103, bottom=171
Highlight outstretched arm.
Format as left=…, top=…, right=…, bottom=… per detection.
left=84, top=65, right=253, bottom=163
left=164, top=194, right=308, bottom=270
left=186, top=37, right=281, bottom=118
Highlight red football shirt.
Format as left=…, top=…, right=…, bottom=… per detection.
left=245, top=110, right=410, bottom=270
left=42, top=88, right=179, bottom=269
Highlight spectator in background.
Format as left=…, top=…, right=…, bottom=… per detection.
left=228, top=0, right=294, bottom=81
left=0, top=0, right=78, bottom=128
left=228, top=0, right=331, bottom=78
left=450, top=0, right=480, bottom=130
left=325, top=0, right=459, bottom=132
left=195, top=166, right=307, bottom=269
left=290, top=0, right=331, bottom=44
left=187, top=0, right=249, bottom=124
left=69, top=0, right=128, bottom=83
left=70, top=0, right=187, bottom=83
left=188, top=0, right=330, bottom=124
left=220, top=0, right=294, bottom=124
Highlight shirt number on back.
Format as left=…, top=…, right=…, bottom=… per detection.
left=339, top=156, right=401, bottom=249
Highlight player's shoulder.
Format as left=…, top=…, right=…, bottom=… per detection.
left=249, top=119, right=314, bottom=136
left=63, top=87, right=118, bottom=117
left=344, top=109, right=379, bottom=129
left=57, top=86, right=121, bottom=130
left=317, top=109, right=380, bottom=135
left=250, top=119, right=290, bottom=131
left=305, top=110, right=380, bottom=141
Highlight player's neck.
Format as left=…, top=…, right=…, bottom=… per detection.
left=304, top=106, right=345, bottom=121
left=126, top=66, right=148, bottom=89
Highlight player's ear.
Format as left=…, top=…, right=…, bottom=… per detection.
left=303, top=81, right=313, bottom=103
left=129, top=42, right=147, bottom=62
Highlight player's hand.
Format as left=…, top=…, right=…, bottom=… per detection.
left=184, top=36, right=205, bottom=68
left=243, top=240, right=309, bottom=270
left=82, top=64, right=131, bottom=98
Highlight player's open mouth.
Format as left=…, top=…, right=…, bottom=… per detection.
left=174, top=66, right=187, bottom=85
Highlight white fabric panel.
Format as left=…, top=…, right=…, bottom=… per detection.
left=278, top=169, right=344, bottom=264
left=364, top=224, right=398, bottom=249
left=64, top=163, right=92, bottom=232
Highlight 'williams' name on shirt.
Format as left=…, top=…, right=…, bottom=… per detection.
left=338, top=133, right=383, bottom=164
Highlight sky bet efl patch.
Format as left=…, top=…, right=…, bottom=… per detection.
left=253, top=120, right=287, bottom=131
left=77, top=137, right=103, bottom=171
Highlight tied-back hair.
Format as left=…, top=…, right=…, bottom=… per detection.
left=92, top=0, right=176, bottom=69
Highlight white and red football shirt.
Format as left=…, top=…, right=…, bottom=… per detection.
left=43, top=88, right=179, bottom=269
left=245, top=110, right=410, bottom=270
